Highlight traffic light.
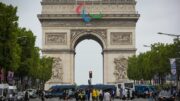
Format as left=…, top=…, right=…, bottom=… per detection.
left=88, top=79, right=91, bottom=85
left=89, top=71, right=92, bottom=78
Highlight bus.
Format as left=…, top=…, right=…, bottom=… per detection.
left=45, top=85, right=76, bottom=98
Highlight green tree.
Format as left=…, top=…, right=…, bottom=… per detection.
left=142, top=51, right=156, bottom=81
left=150, top=43, right=171, bottom=84
left=38, top=57, right=53, bottom=82
left=128, top=55, right=141, bottom=80
left=127, top=42, right=180, bottom=84
left=15, top=28, right=36, bottom=79
left=0, top=3, right=21, bottom=82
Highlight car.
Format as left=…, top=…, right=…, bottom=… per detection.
left=7, top=86, right=18, bottom=101
left=25, top=89, right=37, bottom=98
left=134, top=85, right=157, bottom=98
left=16, top=92, right=24, bottom=101
left=0, top=84, right=9, bottom=101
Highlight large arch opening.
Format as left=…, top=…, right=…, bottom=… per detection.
left=74, top=34, right=104, bottom=85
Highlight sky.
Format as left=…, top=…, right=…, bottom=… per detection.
left=0, top=0, right=180, bottom=85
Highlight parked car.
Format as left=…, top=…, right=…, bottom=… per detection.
left=25, top=89, right=37, bottom=98
left=0, top=84, right=9, bottom=101
left=16, top=92, right=24, bottom=101
left=7, top=86, right=17, bottom=101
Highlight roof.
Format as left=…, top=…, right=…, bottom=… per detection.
left=50, top=85, right=76, bottom=89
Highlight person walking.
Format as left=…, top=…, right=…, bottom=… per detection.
left=92, top=89, right=97, bottom=101
left=99, top=90, right=103, bottom=101
left=119, top=85, right=123, bottom=99
left=41, top=90, right=45, bottom=101
left=103, top=91, right=111, bottom=101
left=24, top=91, right=29, bottom=101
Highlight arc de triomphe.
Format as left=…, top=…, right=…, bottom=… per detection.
left=38, top=0, right=139, bottom=89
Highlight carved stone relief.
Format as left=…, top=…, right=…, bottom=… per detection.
left=110, top=32, right=132, bottom=45
left=113, top=57, right=128, bottom=81
left=45, top=32, right=67, bottom=45
left=70, top=29, right=107, bottom=45
left=49, top=57, right=63, bottom=82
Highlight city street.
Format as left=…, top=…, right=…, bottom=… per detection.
left=30, top=98, right=150, bottom=101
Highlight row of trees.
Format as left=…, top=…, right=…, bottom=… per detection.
left=0, top=2, right=53, bottom=87
left=127, top=40, right=180, bottom=84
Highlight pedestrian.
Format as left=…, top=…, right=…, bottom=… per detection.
left=92, top=89, right=97, bottom=101
left=122, top=88, right=126, bottom=100
left=41, top=90, right=45, bottom=101
left=75, top=90, right=79, bottom=101
left=63, top=90, right=67, bottom=100
left=148, top=92, right=153, bottom=101
left=111, top=90, right=115, bottom=100
left=99, top=90, right=103, bottom=101
left=178, top=89, right=180, bottom=101
left=24, top=91, right=29, bottom=101
left=127, top=88, right=130, bottom=100
left=103, top=90, right=111, bottom=101
left=119, top=85, right=123, bottom=99
left=85, top=89, right=90, bottom=101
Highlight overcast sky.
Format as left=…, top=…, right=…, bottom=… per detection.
left=1, top=0, right=180, bottom=85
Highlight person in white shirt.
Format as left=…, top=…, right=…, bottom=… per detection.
left=103, top=91, right=111, bottom=101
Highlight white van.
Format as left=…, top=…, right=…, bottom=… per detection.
left=115, top=82, right=135, bottom=99
left=7, top=86, right=17, bottom=100
left=0, top=84, right=9, bottom=101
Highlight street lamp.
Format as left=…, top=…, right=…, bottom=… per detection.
left=158, top=32, right=180, bottom=42
left=143, top=45, right=151, bottom=48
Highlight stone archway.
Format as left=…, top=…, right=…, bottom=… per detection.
left=71, top=29, right=106, bottom=84
left=71, top=29, right=107, bottom=49
left=38, top=0, right=139, bottom=90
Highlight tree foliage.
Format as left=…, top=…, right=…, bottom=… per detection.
left=0, top=3, right=53, bottom=84
left=0, top=3, right=20, bottom=72
left=39, top=57, right=53, bottom=82
left=128, top=41, right=180, bottom=84
left=15, top=28, right=36, bottom=77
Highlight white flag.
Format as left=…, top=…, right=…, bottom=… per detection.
left=170, top=58, right=176, bottom=69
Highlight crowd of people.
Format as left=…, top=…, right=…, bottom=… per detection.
left=60, top=88, right=114, bottom=101
left=23, top=86, right=180, bottom=101
left=157, top=87, right=180, bottom=101
left=24, top=90, right=45, bottom=101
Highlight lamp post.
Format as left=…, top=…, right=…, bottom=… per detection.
left=158, top=32, right=180, bottom=89
left=158, top=32, right=180, bottom=42
left=143, top=45, right=151, bottom=48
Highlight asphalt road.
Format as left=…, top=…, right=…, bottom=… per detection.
left=30, top=98, right=150, bottom=101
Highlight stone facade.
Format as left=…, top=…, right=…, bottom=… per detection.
left=38, top=0, right=139, bottom=90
